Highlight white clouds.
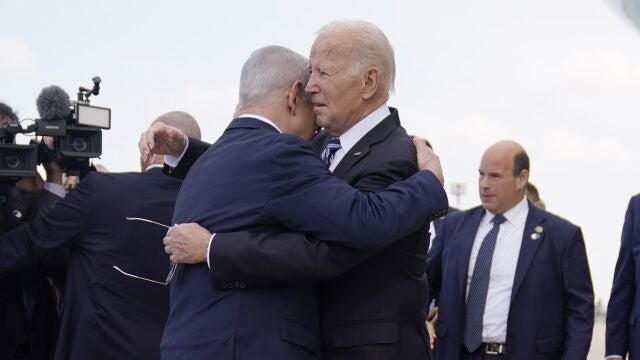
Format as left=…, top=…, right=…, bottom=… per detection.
left=0, top=37, right=35, bottom=78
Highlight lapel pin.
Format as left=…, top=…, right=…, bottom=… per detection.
left=353, top=152, right=362, bottom=157
left=535, top=226, right=543, bottom=233
left=530, top=233, right=540, bottom=240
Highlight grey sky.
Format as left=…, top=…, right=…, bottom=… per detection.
left=1, top=0, right=639, bottom=301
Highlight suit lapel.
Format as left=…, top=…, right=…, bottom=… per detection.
left=332, top=108, right=401, bottom=178
left=457, top=208, right=485, bottom=294
left=510, top=203, right=546, bottom=301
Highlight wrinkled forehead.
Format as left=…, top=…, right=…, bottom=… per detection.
left=310, top=33, right=354, bottom=64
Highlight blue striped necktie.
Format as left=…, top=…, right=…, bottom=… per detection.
left=321, top=138, right=342, bottom=168
left=463, top=214, right=507, bottom=352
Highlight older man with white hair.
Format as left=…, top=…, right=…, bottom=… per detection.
left=178, top=20, right=444, bottom=359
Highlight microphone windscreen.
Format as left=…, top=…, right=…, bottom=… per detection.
left=36, top=85, right=71, bottom=120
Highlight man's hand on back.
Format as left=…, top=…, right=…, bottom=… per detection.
left=412, top=136, right=444, bottom=186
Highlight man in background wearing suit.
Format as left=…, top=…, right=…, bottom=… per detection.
left=1, top=101, right=67, bottom=360
left=426, top=140, right=594, bottom=360
left=140, top=44, right=447, bottom=359
left=0, top=111, right=201, bottom=359
left=606, top=194, right=640, bottom=360
left=158, top=20, right=446, bottom=360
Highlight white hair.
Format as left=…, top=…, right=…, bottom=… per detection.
left=238, top=45, right=309, bottom=109
left=318, top=20, right=396, bottom=95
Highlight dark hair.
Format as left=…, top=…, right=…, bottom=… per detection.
left=0, top=102, right=19, bottom=123
left=526, top=182, right=540, bottom=201
left=512, top=151, right=529, bottom=177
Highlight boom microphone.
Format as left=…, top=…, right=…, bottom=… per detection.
left=36, top=85, right=71, bottom=120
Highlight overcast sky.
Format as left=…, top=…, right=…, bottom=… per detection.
left=1, top=0, right=639, bottom=301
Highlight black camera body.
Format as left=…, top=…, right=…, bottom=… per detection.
left=0, top=77, right=111, bottom=179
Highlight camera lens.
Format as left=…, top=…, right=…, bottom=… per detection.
left=71, top=137, right=88, bottom=152
left=4, top=154, right=21, bottom=169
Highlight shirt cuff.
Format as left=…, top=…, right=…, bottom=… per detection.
left=605, top=356, right=624, bottom=360
left=207, top=233, right=215, bottom=269
left=164, top=136, right=190, bottom=168
left=44, top=182, right=66, bottom=198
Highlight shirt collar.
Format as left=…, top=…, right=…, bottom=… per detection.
left=336, top=104, right=390, bottom=154
left=238, top=113, right=282, bottom=133
left=145, top=164, right=164, bottom=171
left=482, top=196, right=529, bottom=226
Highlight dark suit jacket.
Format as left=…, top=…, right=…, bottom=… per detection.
left=0, top=168, right=180, bottom=360
left=0, top=186, right=64, bottom=360
left=159, top=116, right=447, bottom=359
left=606, top=194, right=640, bottom=360
left=426, top=203, right=594, bottom=360
left=208, top=109, right=447, bottom=359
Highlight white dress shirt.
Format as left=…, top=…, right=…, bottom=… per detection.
left=328, top=104, right=390, bottom=171
left=466, top=196, right=529, bottom=343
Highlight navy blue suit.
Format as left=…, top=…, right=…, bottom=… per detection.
left=207, top=109, right=447, bottom=359
left=0, top=168, right=180, bottom=359
left=606, top=194, right=640, bottom=359
left=160, top=117, right=448, bottom=359
left=427, top=203, right=594, bottom=360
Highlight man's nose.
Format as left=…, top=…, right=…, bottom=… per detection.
left=305, top=73, right=319, bottom=93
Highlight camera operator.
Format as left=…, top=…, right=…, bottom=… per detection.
left=1, top=102, right=67, bottom=360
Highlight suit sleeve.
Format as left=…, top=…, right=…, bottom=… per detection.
left=211, top=231, right=370, bottom=287
left=0, top=174, right=95, bottom=272
left=264, top=140, right=448, bottom=250
left=163, top=137, right=212, bottom=179
left=605, top=197, right=638, bottom=357
left=211, top=147, right=440, bottom=285
left=35, top=189, right=69, bottom=291
left=561, top=226, right=595, bottom=360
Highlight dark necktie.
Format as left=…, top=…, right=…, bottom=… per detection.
left=321, top=138, right=342, bottom=168
left=463, top=214, right=507, bottom=352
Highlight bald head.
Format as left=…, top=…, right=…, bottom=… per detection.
left=152, top=111, right=201, bottom=140
left=482, top=140, right=529, bottom=176
left=478, top=140, right=530, bottom=214
left=142, top=111, right=201, bottom=171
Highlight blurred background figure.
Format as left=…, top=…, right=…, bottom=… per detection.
left=605, top=195, right=640, bottom=360
left=526, top=182, right=546, bottom=209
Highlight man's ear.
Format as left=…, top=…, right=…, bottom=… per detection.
left=362, top=67, right=380, bottom=100
left=287, top=80, right=304, bottom=115
left=517, top=169, right=530, bottom=190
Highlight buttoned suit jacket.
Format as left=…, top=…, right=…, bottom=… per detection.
left=159, top=116, right=447, bottom=360
left=0, top=168, right=180, bottom=360
left=606, top=194, right=640, bottom=360
left=207, top=109, right=448, bottom=359
left=426, top=203, right=594, bottom=360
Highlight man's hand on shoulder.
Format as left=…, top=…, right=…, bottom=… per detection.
left=163, top=223, right=211, bottom=264
left=412, top=136, right=444, bottom=186
left=138, top=122, right=188, bottom=162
